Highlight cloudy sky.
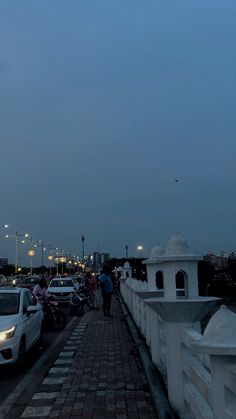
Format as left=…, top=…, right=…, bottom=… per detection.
left=0, top=0, right=236, bottom=265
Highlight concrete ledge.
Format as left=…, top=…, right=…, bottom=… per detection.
left=119, top=294, right=177, bottom=419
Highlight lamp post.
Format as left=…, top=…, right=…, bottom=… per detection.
left=81, top=236, right=85, bottom=260
left=33, top=240, right=51, bottom=275
left=6, top=231, right=29, bottom=274
left=60, top=251, right=66, bottom=275
left=55, top=248, right=60, bottom=276
left=28, top=249, right=35, bottom=275
left=42, top=244, right=53, bottom=276
left=48, top=254, right=54, bottom=277
left=22, top=236, right=35, bottom=275
left=137, top=245, right=143, bottom=259
left=125, top=244, right=129, bottom=259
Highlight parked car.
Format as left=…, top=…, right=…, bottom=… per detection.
left=14, top=276, right=41, bottom=291
left=0, top=287, right=43, bottom=366
left=47, top=277, right=75, bottom=305
left=0, top=275, right=8, bottom=284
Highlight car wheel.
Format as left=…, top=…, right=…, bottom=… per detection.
left=16, top=337, right=26, bottom=371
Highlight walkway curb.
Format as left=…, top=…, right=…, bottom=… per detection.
left=119, top=296, right=177, bottom=419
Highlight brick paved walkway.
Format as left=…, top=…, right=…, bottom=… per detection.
left=20, top=292, right=157, bottom=418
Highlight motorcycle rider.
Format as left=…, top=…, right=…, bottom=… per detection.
left=33, top=278, right=48, bottom=303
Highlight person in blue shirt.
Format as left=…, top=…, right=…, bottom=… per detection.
left=99, top=265, right=113, bottom=317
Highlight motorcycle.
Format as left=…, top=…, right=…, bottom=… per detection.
left=42, top=297, right=67, bottom=331
left=70, top=285, right=95, bottom=316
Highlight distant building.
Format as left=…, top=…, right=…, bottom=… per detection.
left=0, top=258, right=8, bottom=267
left=204, top=252, right=228, bottom=270
left=93, top=252, right=110, bottom=269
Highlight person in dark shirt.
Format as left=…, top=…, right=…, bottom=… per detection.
left=99, top=265, right=113, bottom=317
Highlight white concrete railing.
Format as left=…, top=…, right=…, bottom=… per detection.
left=120, top=278, right=236, bottom=419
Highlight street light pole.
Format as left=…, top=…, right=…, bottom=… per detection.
left=15, top=231, right=19, bottom=275
left=5, top=231, right=29, bottom=274
left=41, top=242, right=44, bottom=274
left=81, top=236, right=85, bottom=260
left=22, top=236, right=33, bottom=275
left=41, top=243, right=53, bottom=277
left=47, top=246, right=54, bottom=277
left=56, top=256, right=59, bottom=276
left=125, top=245, right=129, bottom=258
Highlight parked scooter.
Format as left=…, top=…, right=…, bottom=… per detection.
left=70, top=285, right=95, bottom=316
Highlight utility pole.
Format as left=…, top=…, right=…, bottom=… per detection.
left=125, top=245, right=129, bottom=259
left=81, top=236, right=85, bottom=260
left=15, top=231, right=19, bottom=275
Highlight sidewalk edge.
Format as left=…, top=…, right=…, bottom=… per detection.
left=118, top=294, right=177, bottom=419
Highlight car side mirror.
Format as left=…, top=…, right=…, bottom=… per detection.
left=27, top=305, right=37, bottom=316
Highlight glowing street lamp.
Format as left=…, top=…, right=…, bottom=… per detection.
left=137, top=245, right=143, bottom=259
left=60, top=253, right=66, bottom=275
left=21, top=236, right=37, bottom=275
left=28, top=249, right=35, bottom=275
left=48, top=254, right=54, bottom=276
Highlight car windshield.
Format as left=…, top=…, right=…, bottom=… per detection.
left=50, top=279, right=74, bottom=287
left=17, top=278, right=39, bottom=285
left=0, top=293, right=20, bottom=315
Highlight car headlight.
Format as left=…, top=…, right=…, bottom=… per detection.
left=0, top=326, right=16, bottom=342
left=12, top=279, right=16, bottom=286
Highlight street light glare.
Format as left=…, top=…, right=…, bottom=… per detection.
left=4, top=224, right=8, bottom=228
left=25, top=233, right=29, bottom=237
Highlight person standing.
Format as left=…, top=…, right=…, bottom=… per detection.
left=99, top=265, right=113, bottom=317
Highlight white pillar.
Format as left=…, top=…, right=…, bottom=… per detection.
left=165, top=322, right=190, bottom=414
left=146, top=264, right=158, bottom=291
left=150, top=310, right=162, bottom=368
left=210, top=355, right=231, bottom=419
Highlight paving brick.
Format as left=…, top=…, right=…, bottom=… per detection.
left=12, top=296, right=157, bottom=419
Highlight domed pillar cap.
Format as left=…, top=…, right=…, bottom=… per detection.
left=143, top=245, right=164, bottom=264
left=192, top=305, right=236, bottom=355
left=124, top=262, right=132, bottom=269
left=165, top=233, right=190, bottom=256
left=161, top=233, right=202, bottom=261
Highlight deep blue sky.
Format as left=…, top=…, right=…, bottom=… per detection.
left=0, top=1, right=236, bottom=264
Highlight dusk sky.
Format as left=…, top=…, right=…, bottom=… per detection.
left=0, top=1, right=236, bottom=265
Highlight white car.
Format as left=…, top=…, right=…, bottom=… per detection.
left=0, top=287, right=43, bottom=366
left=47, top=277, right=75, bottom=304
left=0, top=275, right=8, bottom=284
